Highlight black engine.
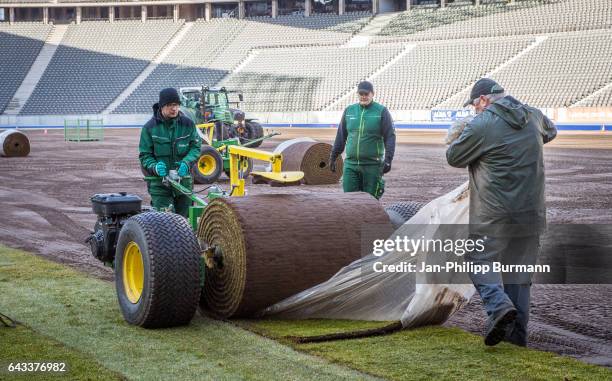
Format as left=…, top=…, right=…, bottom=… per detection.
left=87, top=193, right=142, bottom=266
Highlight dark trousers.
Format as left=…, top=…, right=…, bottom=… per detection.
left=465, top=235, right=541, bottom=346
left=147, top=178, right=193, bottom=218
left=342, top=163, right=385, bottom=199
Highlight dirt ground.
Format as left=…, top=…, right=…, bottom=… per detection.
left=0, top=128, right=610, bottom=366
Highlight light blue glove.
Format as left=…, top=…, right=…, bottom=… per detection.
left=178, top=161, right=189, bottom=177
left=154, top=161, right=167, bottom=177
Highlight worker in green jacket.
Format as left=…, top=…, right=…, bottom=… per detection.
left=329, top=81, right=396, bottom=199
left=139, top=88, right=202, bottom=217
left=447, top=78, right=557, bottom=347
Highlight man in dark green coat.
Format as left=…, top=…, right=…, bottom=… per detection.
left=447, top=78, right=557, bottom=347
left=139, top=88, right=201, bottom=217
left=329, top=81, right=396, bottom=199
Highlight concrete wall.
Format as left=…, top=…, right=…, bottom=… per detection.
left=1, top=108, right=611, bottom=129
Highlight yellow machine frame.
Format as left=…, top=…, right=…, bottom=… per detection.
left=196, top=123, right=216, bottom=145
left=195, top=122, right=303, bottom=197
left=227, top=145, right=303, bottom=197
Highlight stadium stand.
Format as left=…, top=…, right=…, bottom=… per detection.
left=58, top=0, right=167, bottom=2
left=491, top=30, right=612, bottom=108
left=0, top=1, right=610, bottom=115
left=334, top=37, right=534, bottom=110
left=0, top=0, right=49, bottom=3
left=441, top=30, right=612, bottom=108
left=20, top=20, right=183, bottom=115
left=0, top=23, right=51, bottom=113
left=247, top=11, right=372, bottom=32
left=206, top=13, right=371, bottom=71
left=116, top=13, right=372, bottom=113
left=219, top=44, right=403, bottom=112
left=576, top=85, right=612, bottom=108
left=376, top=0, right=611, bottom=41
left=114, top=19, right=237, bottom=114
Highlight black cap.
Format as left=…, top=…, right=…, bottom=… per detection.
left=159, top=87, right=181, bottom=108
left=463, top=78, right=504, bottom=107
left=357, top=81, right=374, bottom=94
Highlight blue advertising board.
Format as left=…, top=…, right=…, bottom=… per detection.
left=431, top=109, right=474, bottom=122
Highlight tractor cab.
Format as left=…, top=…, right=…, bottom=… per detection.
left=200, top=86, right=243, bottom=125
left=180, top=85, right=264, bottom=150
left=179, top=87, right=201, bottom=103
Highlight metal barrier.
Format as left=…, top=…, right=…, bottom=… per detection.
left=64, top=119, right=104, bottom=142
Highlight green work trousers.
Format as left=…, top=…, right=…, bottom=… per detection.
left=147, top=178, right=193, bottom=218
left=342, top=163, right=385, bottom=199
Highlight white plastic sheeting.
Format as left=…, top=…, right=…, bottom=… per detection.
left=263, top=181, right=475, bottom=328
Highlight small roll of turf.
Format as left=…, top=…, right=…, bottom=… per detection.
left=286, top=321, right=403, bottom=343
left=279, top=141, right=342, bottom=185
left=0, top=130, right=30, bottom=157
left=198, top=193, right=391, bottom=318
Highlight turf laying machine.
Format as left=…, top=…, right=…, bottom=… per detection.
left=88, top=146, right=422, bottom=328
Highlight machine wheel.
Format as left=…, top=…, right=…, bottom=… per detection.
left=115, top=212, right=201, bottom=328
left=192, top=145, right=223, bottom=184
left=224, top=158, right=253, bottom=179
left=385, top=201, right=425, bottom=229
left=245, top=121, right=264, bottom=148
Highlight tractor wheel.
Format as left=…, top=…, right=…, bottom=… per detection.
left=245, top=121, right=264, bottom=148
left=385, top=201, right=425, bottom=229
left=224, top=158, right=253, bottom=179
left=115, top=212, right=201, bottom=328
left=192, top=145, right=223, bottom=184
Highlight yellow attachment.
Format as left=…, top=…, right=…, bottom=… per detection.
left=198, top=153, right=217, bottom=176
left=196, top=123, right=216, bottom=145
left=227, top=145, right=300, bottom=196
left=228, top=145, right=283, bottom=168
left=123, top=241, right=144, bottom=304
left=250, top=171, right=304, bottom=183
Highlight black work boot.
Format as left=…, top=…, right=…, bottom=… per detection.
left=484, top=307, right=517, bottom=346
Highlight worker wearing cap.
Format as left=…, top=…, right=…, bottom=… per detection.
left=329, top=81, right=396, bottom=199
left=139, top=88, right=202, bottom=217
left=446, top=78, right=557, bottom=347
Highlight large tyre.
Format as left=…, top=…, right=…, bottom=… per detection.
left=385, top=201, right=425, bottom=229
left=224, top=157, right=253, bottom=179
left=115, top=212, right=201, bottom=328
left=245, top=121, right=264, bottom=148
left=192, top=145, right=223, bottom=184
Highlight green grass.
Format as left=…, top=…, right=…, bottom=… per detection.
left=1, top=245, right=610, bottom=381
left=235, top=319, right=395, bottom=341
left=0, top=324, right=124, bottom=380
left=299, top=327, right=612, bottom=381
left=239, top=320, right=612, bottom=380
left=0, top=245, right=374, bottom=381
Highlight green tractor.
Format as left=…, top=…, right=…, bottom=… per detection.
left=179, top=86, right=274, bottom=185
left=180, top=86, right=264, bottom=147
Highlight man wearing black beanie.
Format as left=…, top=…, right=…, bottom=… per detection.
left=138, top=88, right=202, bottom=217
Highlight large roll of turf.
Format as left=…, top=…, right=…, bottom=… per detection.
left=278, top=140, right=342, bottom=185
left=198, top=193, right=391, bottom=318
left=0, top=130, right=30, bottom=157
